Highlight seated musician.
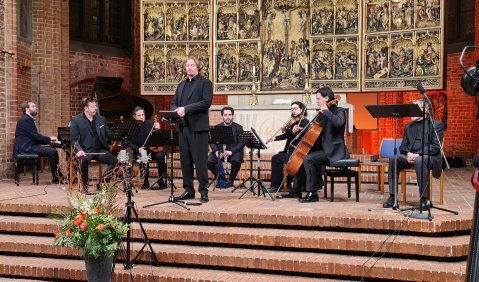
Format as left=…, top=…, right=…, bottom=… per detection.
left=125, top=106, right=167, bottom=190
left=207, top=106, right=245, bottom=187
left=266, top=101, right=309, bottom=197
left=13, top=101, right=62, bottom=184
left=70, top=97, right=118, bottom=194
left=292, top=87, right=348, bottom=203
left=382, top=100, right=444, bottom=210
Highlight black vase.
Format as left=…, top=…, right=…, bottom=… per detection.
left=84, top=255, right=114, bottom=282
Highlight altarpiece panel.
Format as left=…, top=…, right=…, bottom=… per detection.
left=140, top=0, right=444, bottom=95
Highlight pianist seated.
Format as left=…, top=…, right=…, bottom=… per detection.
left=13, top=101, right=62, bottom=184
left=70, top=97, right=118, bottom=194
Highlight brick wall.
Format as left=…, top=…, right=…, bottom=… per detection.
left=69, top=53, right=132, bottom=116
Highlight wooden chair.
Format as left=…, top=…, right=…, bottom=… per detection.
left=359, top=138, right=402, bottom=194
left=400, top=168, right=445, bottom=204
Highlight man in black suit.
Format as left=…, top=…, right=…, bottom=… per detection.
left=13, top=101, right=61, bottom=183
left=126, top=106, right=167, bottom=189
left=207, top=106, right=244, bottom=188
left=293, top=87, right=348, bottom=203
left=171, top=56, right=213, bottom=203
left=383, top=100, right=444, bottom=210
left=70, top=97, right=118, bottom=194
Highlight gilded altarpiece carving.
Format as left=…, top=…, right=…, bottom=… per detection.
left=140, top=0, right=444, bottom=95
left=363, top=0, right=443, bottom=91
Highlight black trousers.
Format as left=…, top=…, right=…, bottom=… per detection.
left=177, top=127, right=209, bottom=195
left=139, top=151, right=167, bottom=185
left=78, top=149, right=117, bottom=187
left=270, top=151, right=293, bottom=189
left=36, top=146, right=60, bottom=179
left=207, top=153, right=241, bottom=183
left=293, top=150, right=328, bottom=193
left=388, top=155, right=433, bottom=199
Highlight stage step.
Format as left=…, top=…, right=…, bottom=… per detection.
left=0, top=255, right=331, bottom=282
left=0, top=234, right=466, bottom=281
left=0, top=216, right=469, bottom=259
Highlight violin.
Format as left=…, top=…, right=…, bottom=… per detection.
left=148, top=115, right=164, bottom=153
left=266, top=108, right=306, bottom=144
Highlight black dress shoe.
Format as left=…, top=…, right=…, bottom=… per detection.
left=266, top=187, right=279, bottom=193
left=276, top=192, right=300, bottom=199
left=176, top=191, right=195, bottom=200
left=383, top=196, right=395, bottom=208
left=299, top=192, right=319, bottom=203
left=51, top=178, right=60, bottom=184
left=200, top=193, right=209, bottom=203
left=141, top=183, right=150, bottom=190
left=420, top=198, right=431, bottom=210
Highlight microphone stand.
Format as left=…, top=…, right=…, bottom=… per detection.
left=408, top=93, right=458, bottom=220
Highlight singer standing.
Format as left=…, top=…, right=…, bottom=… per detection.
left=171, top=56, right=213, bottom=203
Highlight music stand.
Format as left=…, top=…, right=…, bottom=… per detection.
left=146, top=129, right=176, bottom=190
left=111, top=119, right=142, bottom=144
left=112, top=120, right=158, bottom=270
left=143, top=110, right=190, bottom=210
left=365, top=104, right=422, bottom=210
left=236, top=128, right=274, bottom=201
left=207, top=126, right=236, bottom=190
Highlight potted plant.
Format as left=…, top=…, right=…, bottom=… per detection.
left=53, top=187, right=130, bottom=282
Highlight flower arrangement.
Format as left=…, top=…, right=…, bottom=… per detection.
left=53, top=188, right=130, bottom=261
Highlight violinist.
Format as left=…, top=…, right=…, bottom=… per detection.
left=125, top=106, right=167, bottom=190
left=266, top=101, right=309, bottom=195
left=293, top=87, right=347, bottom=203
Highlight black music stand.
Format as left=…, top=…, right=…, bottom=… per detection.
left=113, top=120, right=158, bottom=270
left=236, top=128, right=274, bottom=201
left=143, top=110, right=190, bottom=210
left=207, top=126, right=236, bottom=190
left=147, top=129, right=176, bottom=190
left=366, top=104, right=422, bottom=211
left=111, top=119, right=142, bottom=145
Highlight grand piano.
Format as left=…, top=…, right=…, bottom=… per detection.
left=93, top=76, right=154, bottom=121
left=56, top=77, right=154, bottom=144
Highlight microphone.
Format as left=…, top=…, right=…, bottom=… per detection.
left=416, top=83, right=426, bottom=96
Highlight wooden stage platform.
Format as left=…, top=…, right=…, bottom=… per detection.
left=0, top=167, right=475, bottom=281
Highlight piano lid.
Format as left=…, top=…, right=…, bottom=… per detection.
left=93, top=77, right=154, bottom=121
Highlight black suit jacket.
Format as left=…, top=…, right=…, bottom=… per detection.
left=399, top=119, right=444, bottom=178
left=70, top=113, right=111, bottom=153
left=171, top=75, right=213, bottom=132
left=315, top=106, right=348, bottom=162
left=13, top=114, right=51, bottom=159
left=210, top=122, right=244, bottom=162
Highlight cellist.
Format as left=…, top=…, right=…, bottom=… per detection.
left=293, top=87, right=348, bottom=203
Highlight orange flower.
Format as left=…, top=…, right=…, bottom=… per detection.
left=91, top=208, right=99, bottom=215
left=96, top=224, right=104, bottom=232
left=54, top=231, right=59, bottom=239
left=73, top=218, right=82, bottom=227
left=65, top=229, right=71, bottom=237
left=80, top=221, right=88, bottom=231
left=75, top=214, right=83, bottom=221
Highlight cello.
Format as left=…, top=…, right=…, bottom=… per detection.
left=284, top=99, right=338, bottom=176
